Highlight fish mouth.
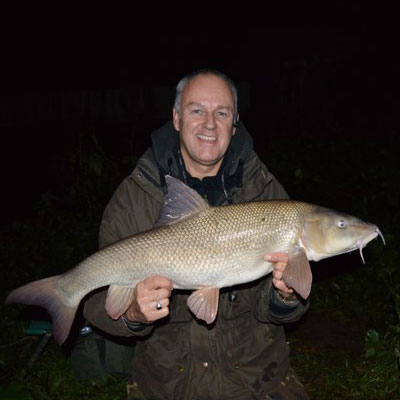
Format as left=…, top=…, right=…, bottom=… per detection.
left=355, top=227, right=385, bottom=263
left=320, top=227, right=385, bottom=263
left=197, top=134, right=217, bottom=142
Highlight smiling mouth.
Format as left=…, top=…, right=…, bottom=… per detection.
left=197, top=134, right=217, bottom=142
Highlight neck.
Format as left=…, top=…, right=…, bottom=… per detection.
left=180, top=153, right=223, bottom=180
left=186, top=163, right=222, bottom=180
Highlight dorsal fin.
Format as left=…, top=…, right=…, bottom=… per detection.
left=154, top=175, right=210, bottom=227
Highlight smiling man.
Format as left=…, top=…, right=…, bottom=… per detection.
left=83, top=69, right=310, bottom=399
left=173, top=73, right=238, bottom=178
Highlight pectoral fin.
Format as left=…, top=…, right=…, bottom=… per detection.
left=187, top=287, right=219, bottom=324
left=105, top=285, right=135, bottom=320
left=282, top=249, right=312, bottom=299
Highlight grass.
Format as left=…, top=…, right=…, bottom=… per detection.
left=289, top=265, right=400, bottom=400
left=1, top=126, right=399, bottom=400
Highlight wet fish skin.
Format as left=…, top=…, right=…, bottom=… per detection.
left=6, top=176, right=383, bottom=344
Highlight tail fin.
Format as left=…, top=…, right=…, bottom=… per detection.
left=6, top=276, right=77, bottom=345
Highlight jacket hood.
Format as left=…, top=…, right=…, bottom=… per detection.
left=150, top=120, right=254, bottom=179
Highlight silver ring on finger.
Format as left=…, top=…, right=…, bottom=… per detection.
left=156, top=301, right=162, bottom=310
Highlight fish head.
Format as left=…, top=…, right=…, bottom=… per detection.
left=301, top=206, right=384, bottom=262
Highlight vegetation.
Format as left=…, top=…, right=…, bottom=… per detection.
left=0, top=125, right=398, bottom=400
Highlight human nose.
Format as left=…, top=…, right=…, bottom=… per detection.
left=203, top=111, right=217, bottom=130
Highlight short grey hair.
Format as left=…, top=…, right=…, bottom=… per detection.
left=173, top=69, right=238, bottom=121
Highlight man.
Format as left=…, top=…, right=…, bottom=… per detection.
left=84, top=69, right=310, bottom=399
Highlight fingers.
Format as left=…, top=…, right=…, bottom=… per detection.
left=271, top=261, right=289, bottom=284
left=272, top=275, right=294, bottom=294
left=155, top=297, right=170, bottom=309
left=135, top=297, right=170, bottom=322
left=264, top=252, right=289, bottom=263
left=138, top=286, right=172, bottom=302
left=142, top=275, right=174, bottom=291
left=265, top=252, right=295, bottom=296
left=124, top=275, right=173, bottom=323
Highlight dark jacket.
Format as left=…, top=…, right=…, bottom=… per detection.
left=84, top=121, right=309, bottom=400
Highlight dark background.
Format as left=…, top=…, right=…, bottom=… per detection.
left=0, top=4, right=393, bottom=225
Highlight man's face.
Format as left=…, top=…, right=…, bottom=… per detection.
left=173, top=74, right=237, bottom=177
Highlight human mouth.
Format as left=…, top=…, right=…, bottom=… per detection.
left=197, top=134, right=217, bottom=142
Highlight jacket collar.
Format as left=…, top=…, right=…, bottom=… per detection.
left=150, top=120, right=254, bottom=182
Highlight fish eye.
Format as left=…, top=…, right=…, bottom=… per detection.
left=337, top=219, right=346, bottom=228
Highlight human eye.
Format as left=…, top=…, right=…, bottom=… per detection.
left=215, top=109, right=230, bottom=119
left=190, top=108, right=203, bottom=116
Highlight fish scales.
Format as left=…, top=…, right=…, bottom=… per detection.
left=58, top=201, right=315, bottom=300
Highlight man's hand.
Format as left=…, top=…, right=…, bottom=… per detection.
left=124, top=275, right=173, bottom=323
left=265, top=252, right=297, bottom=299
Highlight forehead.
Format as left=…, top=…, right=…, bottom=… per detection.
left=182, top=74, right=234, bottom=107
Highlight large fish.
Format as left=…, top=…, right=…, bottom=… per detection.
left=6, top=176, right=384, bottom=344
